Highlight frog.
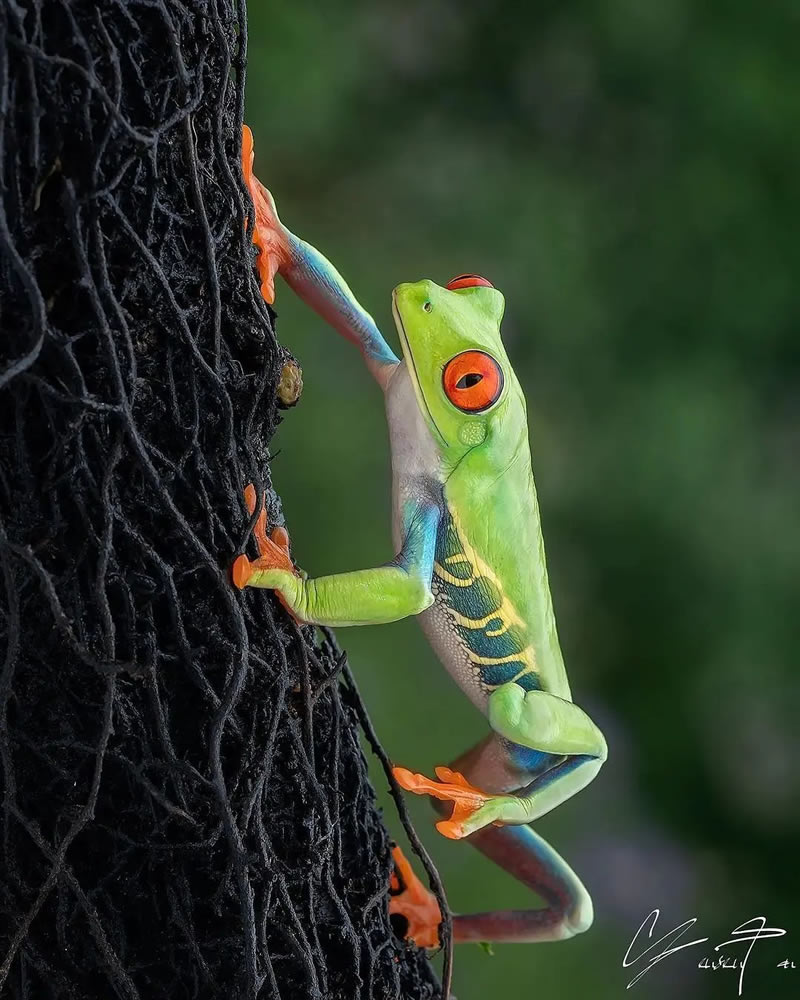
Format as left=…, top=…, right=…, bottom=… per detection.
left=234, top=125, right=607, bottom=948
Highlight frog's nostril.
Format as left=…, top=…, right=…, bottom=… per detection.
left=423, top=301, right=432, bottom=313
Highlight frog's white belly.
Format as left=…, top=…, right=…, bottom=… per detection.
left=385, top=361, right=442, bottom=548
left=418, top=597, right=493, bottom=713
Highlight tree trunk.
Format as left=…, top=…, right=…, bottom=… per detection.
left=0, top=3, right=445, bottom=997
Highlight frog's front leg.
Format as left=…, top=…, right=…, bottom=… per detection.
left=396, top=684, right=606, bottom=838
left=234, top=486, right=439, bottom=628
left=242, top=125, right=399, bottom=388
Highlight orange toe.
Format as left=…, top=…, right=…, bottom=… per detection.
left=434, top=766, right=474, bottom=789
left=435, top=819, right=465, bottom=840
left=270, top=525, right=291, bottom=558
left=388, top=846, right=441, bottom=949
left=243, top=483, right=271, bottom=554
left=393, top=764, right=492, bottom=839
left=392, top=767, right=428, bottom=793
left=393, top=765, right=489, bottom=805
left=243, top=482, right=258, bottom=516
left=232, top=554, right=252, bottom=589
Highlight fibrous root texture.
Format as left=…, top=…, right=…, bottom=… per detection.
left=0, top=2, right=444, bottom=997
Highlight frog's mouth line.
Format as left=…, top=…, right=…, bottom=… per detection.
left=391, top=294, right=448, bottom=448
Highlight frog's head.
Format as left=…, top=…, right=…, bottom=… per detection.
left=391, top=275, right=525, bottom=468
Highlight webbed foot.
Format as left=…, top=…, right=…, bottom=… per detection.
left=242, top=125, right=290, bottom=304
left=388, top=846, right=442, bottom=949
left=232, top=485, right=301, bottom=623
left=393, top=765, right=521, bottom=840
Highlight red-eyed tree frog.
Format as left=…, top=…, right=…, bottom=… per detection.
left=235, top=125, right=607, bottom=949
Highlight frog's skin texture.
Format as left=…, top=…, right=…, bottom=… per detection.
left=236, top=126, right=606, bottom=947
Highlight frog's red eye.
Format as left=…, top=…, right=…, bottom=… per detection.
left=446, top=274, right=494, bottom=291
left=443, top=351, right=504, bottom=413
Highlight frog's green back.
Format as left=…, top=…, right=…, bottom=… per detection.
left=441, top=433, right=571, bottom=702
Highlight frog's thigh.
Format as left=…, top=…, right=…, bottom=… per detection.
left=488, top=683, right=607, bottom=760
left=441, top=734, right=594, bottom=941
left=485, top=684, right=606, bottom=825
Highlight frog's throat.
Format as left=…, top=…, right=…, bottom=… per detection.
left=391, top=297, right=448, bottom=448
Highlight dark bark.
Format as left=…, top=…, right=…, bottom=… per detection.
left=0, top=2, right=445, bottom=997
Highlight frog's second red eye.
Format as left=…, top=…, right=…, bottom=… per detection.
left=443, top=351, right=504, bottom=413
left=446, top=274, right=494, bottom=291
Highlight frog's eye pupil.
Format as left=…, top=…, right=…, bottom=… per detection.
left=443, top=351, right=503, bottom=412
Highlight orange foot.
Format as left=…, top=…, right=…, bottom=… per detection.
left=232, top=484, right=298, bottom=609
left=242, top=124, right=290, bottom=304
left=393, top=765, right=494, bottom=840
left=389, top=846, right=442, bottom=949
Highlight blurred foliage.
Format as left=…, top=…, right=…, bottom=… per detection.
left=246, top=2, right=799, bottom=997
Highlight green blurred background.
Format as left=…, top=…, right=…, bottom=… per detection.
left=245, top=3, right=799, bottom=997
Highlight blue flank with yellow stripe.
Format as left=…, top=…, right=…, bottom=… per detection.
left=433, top=511, right=540, bottom=693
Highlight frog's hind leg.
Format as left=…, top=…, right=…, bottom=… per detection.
left=451, top=733, right=596, bottom=943
left=242, top=125, right=399, bottom=387
left=396, top=682, right=606, bottom=838
left=401, top=733, right=594, bottom=944
left=454, top=816, right=594, bottom=943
